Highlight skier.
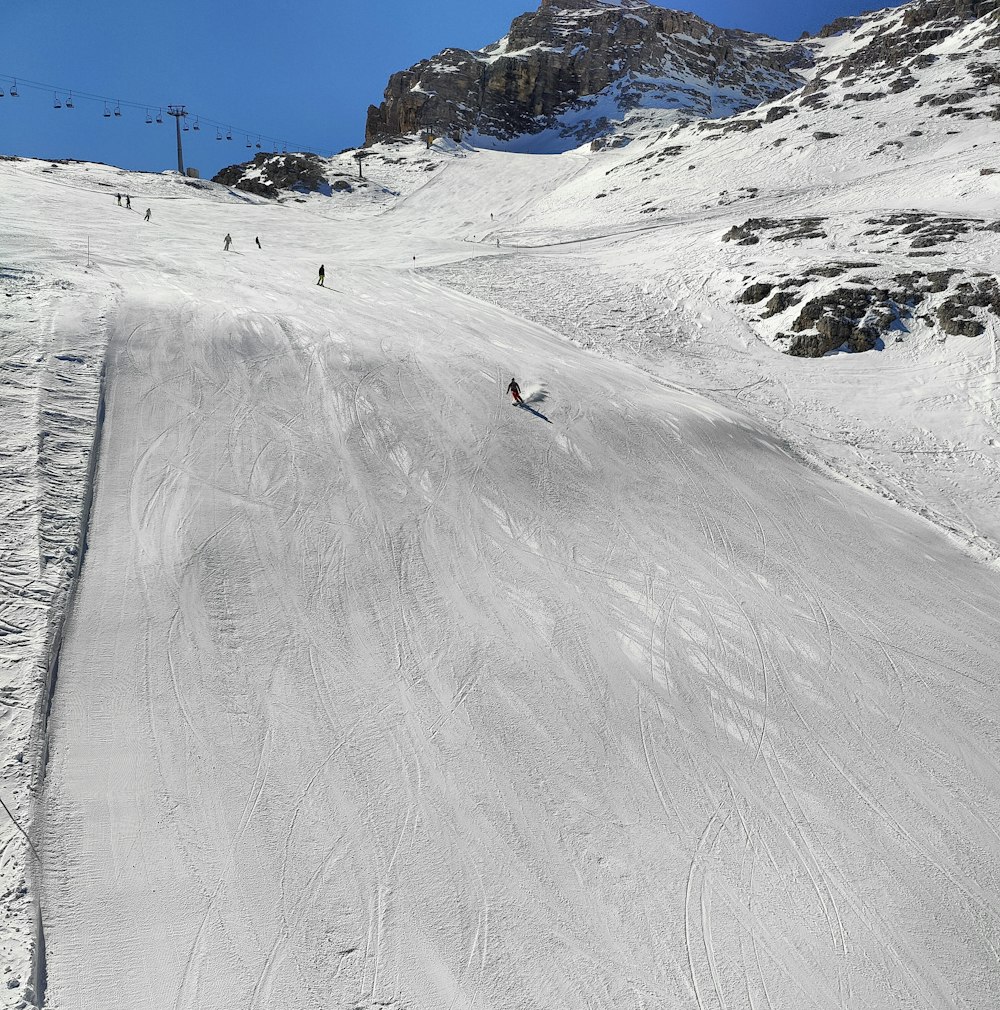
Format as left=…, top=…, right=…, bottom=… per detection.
left=317, top=264, right=325, bottom=286
left=125, top=195, right=131, bottom=210
left=143, top=208, right=151, bottom=222
left=116, top=193, right=121, bottom=206
left=506, top=377, right=523, bottom=405
left=255, top=236, right=261, bottom=249
left=224, top=233, right=232, bottom=251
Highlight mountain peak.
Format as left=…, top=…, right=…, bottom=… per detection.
left=365, top=2, right=810, bottom=151
left=539, top=0, right=649, bottom=8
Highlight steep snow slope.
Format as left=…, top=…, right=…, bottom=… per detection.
left=1, top=142, right=998, bottom=1010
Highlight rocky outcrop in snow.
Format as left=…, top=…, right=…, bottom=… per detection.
left=365, top=0, right=812, bottom=150
left=212, top=152, right=361, bottom=200
left=794, top=0, right=1000, bottom=112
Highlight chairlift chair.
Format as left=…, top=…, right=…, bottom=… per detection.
left=145, top=110, right=153, bottom=125
left=65, top=92, right=74, bottom=109
left=193, top=117, right=201, bottom=131
left=156, top=109, right=163, bottom=124
left=103, top=103, right=111, bottom=118
left=246, top=136, right=252, bottom=148
left=53, top=94, right=62, bottom=109
left=216, top=128, right=223, bottom=141
left=114, top=101, right=122, bottom=117
left=10, top=80, right=18, bottom=97
left=226, top=127, right=232, bottom=141
left=0, top=87, right=5, bottom=98
left=256, top=137, right=261, bottom=149
left=183, top=120, right=189, bottom=132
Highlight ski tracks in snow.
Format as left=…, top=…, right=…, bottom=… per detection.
left=38, top=271, right=1000, bottom=1010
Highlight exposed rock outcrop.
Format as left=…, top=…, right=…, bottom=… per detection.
left=937, top=278, right=1000, bottom=336
left=722, top=217, right=828, bottom=245
left=786, top=287, right=895, bottom=356
left=365, top=0, right=812, bottom=149
left=213, top=153, right=329, bottom=198
left=735, top=267, right=1000, bottom=357
left=212, top=152, right=362, bottom=200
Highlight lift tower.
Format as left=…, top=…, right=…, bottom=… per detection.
left=167, top=106, right=187, bottom=175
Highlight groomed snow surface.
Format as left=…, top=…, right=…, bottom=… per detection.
left=1, top=133, right=999, bottom=1010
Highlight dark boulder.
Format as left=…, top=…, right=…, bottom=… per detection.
left=737, top=283, right=774, bottom=303
left=762, top=290, right=800, bottom=316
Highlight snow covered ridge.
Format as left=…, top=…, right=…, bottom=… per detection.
left=0, top=176, right=111, bottom=1004
left=210, top=141, right=474, bottom=207
left=362, top=0, right=1000, bottom=156
left=364, top=0, right=812, bottom=152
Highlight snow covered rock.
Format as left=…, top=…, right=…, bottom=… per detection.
left=364, top=0, right=812, bottom=151
left=213, top=152, right=352, bottom=199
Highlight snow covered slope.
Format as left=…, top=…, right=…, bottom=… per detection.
left=381, top=0, right=1000, bottom=558
left=1, top=1, right=999, bottom=1002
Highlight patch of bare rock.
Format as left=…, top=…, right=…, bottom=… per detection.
left=735, top=264, right=999, bottom=356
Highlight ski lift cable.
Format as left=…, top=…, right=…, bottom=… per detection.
left=0, top=71, right=329, bottom=155
left=1, top=72, right=314, bottom=152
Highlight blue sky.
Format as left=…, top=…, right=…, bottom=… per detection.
left=1, top=0, right=901, bottom=179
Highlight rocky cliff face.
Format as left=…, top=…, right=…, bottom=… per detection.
left=365, top=0, right=813, bottom=150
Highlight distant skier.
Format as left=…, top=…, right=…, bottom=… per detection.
left=317, top=264, right=325, bottom=286
left=507, top=377, right=523, bottom=405
left=143, top=208, right=151, bottom=222
left=125, top=195, right=131, bottom=210
left=116, top=193, right=121, bottom=206
left=224, top=233, right=232, bottom=251
left=255, top=236, right=261, bottom=249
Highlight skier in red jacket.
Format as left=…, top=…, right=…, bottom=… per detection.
left=506, top=377, right=523, bottom=404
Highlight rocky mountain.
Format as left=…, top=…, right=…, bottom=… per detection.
left=364, top=0, right=814, bottom=151
left=214, top=0, right=1000, bottom=355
